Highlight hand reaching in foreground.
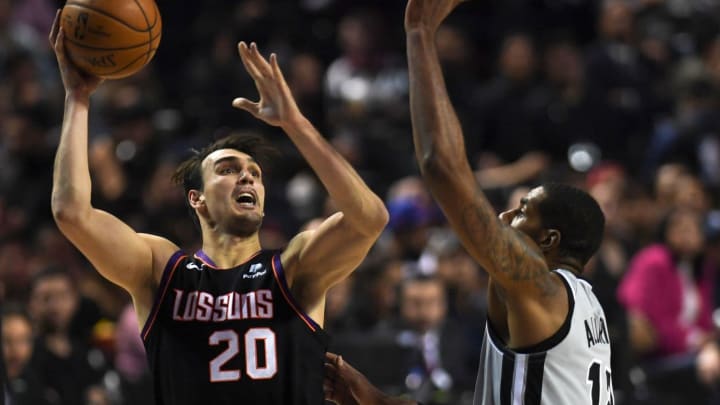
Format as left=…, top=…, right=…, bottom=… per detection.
left=324, top=352, right=417, bottom=405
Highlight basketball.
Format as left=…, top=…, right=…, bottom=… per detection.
left=60, top=0, right=161, bottom=80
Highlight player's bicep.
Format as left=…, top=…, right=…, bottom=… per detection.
left=282, top=212, right=373, bottom=292
left=55, top=208, right=177, bottom=293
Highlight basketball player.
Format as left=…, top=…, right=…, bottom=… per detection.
left=48, top=9, right=388, bottom=405
left=326, top=1, right=612, bottom=404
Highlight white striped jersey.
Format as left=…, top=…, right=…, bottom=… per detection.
left=473, top=269, right=613, bottom=405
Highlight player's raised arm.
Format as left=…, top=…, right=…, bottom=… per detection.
left=404, top=0, right=549, bottom=292
left=232, top=42, right=388, bottom=308
left=49, top=11, right=177, bottom=303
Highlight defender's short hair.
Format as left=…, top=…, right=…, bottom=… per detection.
left=537, top=183, right=605, bottom=267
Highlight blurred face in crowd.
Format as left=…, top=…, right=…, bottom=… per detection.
left=400, top=278, right=447, bottom=333
left=544, top=42, right=584, bottom=87
left=655, top=163, right=688, bottom=206
left=325, top=277, right=353, bottom=323
left=600, top=1, right=633, bottom=41
left=196, top=149, right=266, bottom=237
left=673, top=174, right=710, bottom=213
left=665, top=209, right=704, bottom=259
left=500, top=34, right=536, bottom=82
left=29, top=274, right=78, bottom=333
left=2, top=314, right=33, bottom=379
left=372, top=261, right=404, bottom=316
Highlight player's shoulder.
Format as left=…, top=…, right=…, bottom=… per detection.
left=138, top=233, right=182, bottom=278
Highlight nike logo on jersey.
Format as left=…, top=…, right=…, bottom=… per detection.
left=186, top=262, right=203, bottom=271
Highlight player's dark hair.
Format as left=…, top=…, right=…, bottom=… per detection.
left=172, top=133, right=278, bottom=230
left=536, top=183, right=605, bottom=268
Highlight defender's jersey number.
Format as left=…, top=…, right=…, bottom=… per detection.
left=587, top=360, right=614, bottom=405
left=209, top=328, right=277, bottom=382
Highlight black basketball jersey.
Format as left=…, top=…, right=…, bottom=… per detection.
left=142, top=250, right=329, bottom=405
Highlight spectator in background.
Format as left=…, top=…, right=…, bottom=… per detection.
left=471, top=33, right=541, bottom=165
left=2, top=304, right=52, bottom=405
left=585, top=0, right=656, bottom=169
left=114, top=304, right=153, bottom=405
left=585, top=163, right=635, bottom=402
left=27, top=268, right=108, bottom=405
left=528, top=35, right=593, bottom=162
left=394, top=275, right=477, bottom=404
left=619, top=208, right=717, bottom=404
left=644, top=77, right=720, bottom=188
left=325, top=7, right=413, bottom=187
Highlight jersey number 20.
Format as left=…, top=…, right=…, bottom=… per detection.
left=209, top=328, right=277, bottom=382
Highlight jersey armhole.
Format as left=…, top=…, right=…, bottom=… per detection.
left=141, top=250, right=187, bottom=341
left=270, top=254, right=323, bottom=333
left=489, top=272, right=576, bottom=355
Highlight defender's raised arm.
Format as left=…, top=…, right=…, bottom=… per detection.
left=404, top=0, right=548, bottom=291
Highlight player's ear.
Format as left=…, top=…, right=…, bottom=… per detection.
left=539, top=229, right=561, bottom=251
left=188, top=190, right=205, bottom=209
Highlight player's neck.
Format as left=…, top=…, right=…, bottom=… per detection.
left=549, top=257, right=583, bottom=275
left=200, top=233, right=262, bottom=269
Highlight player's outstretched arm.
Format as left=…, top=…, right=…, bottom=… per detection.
left=49, top=10, right=177, bottom=305
left=232, top=42, right=388, bottom=308
left=324, top=353, right=417, bottom=405
left=404, top=0, right=548, bottom=292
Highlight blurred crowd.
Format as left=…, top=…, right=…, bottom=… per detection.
left=2, top=0, right=720, bottom=404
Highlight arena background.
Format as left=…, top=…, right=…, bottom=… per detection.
left=2, top=0, right=720, bottom=404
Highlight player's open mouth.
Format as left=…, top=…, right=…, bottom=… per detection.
left=235, top=192, right=257, bottom=208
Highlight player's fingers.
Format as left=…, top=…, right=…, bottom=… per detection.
left=269, top=53, right=291, bottom=93
left=325, top=352, right=342, bottom=365
left=49, top=9, right=61, bottom=46
left=232, top=98, right=260, bottom=115
left=55, top=28, right=67, bottom=62
left=249, top=42, right=274, bottom=79
left=238, top=41, right=264, bottom=80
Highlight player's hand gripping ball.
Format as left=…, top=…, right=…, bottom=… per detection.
left=60, top=0, right=161, bottom=79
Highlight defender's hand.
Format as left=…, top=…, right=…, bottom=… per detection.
left=324, top=353, right=415, bottom=405
left=49, top=9, right=104, bottom=98
left=404, top=0, right=467, bottom=34
left=233, top=41, right=303, bottom=129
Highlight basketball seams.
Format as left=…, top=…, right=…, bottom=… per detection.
left=131, top=0, right=153, bottom=66
left=65, top=1, right=158, bottom=32
left=102, top=47, right=159, bottom=79
left=64, top=31, right=161, bottom=51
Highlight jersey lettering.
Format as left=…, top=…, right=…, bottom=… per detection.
left=584, top=314, right=610, bottom=348
left=172, top=289, right=274, bottom=322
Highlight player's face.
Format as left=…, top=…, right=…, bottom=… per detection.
left=499, top=186, right=546, bottom=241
left=199, top=149, right=266, bottom=237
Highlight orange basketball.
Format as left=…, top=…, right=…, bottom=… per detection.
left=60, top=0, right=161, bottom=80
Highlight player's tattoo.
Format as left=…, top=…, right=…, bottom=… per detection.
left=461, top=193, right=554, bottom=294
